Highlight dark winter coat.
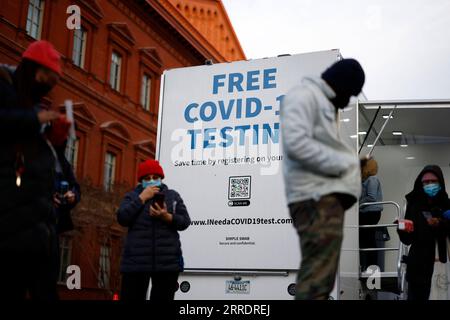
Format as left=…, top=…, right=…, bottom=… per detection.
left=0, top=65, right=55, bottom=247
left=117, top=183, right=191, bottom=273
left=398, top=165, right=450, bottom=284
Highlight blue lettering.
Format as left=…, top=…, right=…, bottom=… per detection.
left=188, top=129, right=201, bottom=149
left=212, top=74, right=226, bottom=94
left=246, top=70, right=260, bottom=90
left=228, top=73, right=244, bottom=93
left=263, top=123, right=279, bottom=144
left=263, top=68, right=277, bottom=89
left=199, top=101, right=217, bottom=122
left=218, top=99, right=234, bottom=120
left=220, top=127, right=233, bottom=147
left=236, top=99, right=242, bottom=119
left=184, top=103, right=198, bottom=123
left=252, top=124, right=259, bottom=145
left=203, top=128, right=216, bottom=148
left=235, top=125, right=251, bottom=145
left=245, top=97, right=262, bottom=118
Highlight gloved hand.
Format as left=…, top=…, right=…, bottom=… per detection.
left=46, top=115, right=71, bottom=147
left=443, top=210, right=450, bottom=220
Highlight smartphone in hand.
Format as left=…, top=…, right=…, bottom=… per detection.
left=153, top=192, right=165, bottom=208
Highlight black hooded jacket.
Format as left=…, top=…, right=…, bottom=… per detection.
left=398, top=165, right=450, bottom=284
left=0, top=65, right=55, bottom=246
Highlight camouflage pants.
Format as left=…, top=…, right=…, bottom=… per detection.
left=289, top=194, right=344, bottom=300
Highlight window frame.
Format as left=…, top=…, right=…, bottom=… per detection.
left=140, top=73, right=152, bottom=111
left=98, top=245, right=111, bottom=289
left=25, top=0, right=45, bottom=39
left=103, top=151, right=117, bottom=192
left=57, top=235, right=72, bottom=284
left=72, top=27, right=87, bottom=69
left=65, top=137, right=80, bottom=175
left=109, top=51, right=122, bottom=92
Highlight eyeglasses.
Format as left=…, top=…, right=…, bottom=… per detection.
left=422, top=179, right=439, bottom=185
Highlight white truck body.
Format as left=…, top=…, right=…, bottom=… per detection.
left=155, top=50, right=360, bottom=300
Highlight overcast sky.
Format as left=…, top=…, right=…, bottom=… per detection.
left=222, top=0, right=450, bottom=101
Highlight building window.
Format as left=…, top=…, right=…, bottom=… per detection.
left=26, top=0, right=45, bottom=39
left=65, top=137, right=79, bottom=174
left=98, top=245, right=110, bottom=289
left=58, top=236, right=72, bottom=284
left=103, top=152, right=116, bottom=192
left=72, top=27, right=87, bottom=68
left=141, top=74, right=152, bottom=111
left=110, top=52, right=122, bottom=91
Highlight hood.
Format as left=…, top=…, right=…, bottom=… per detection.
left=302, top=76, right=336, bottom=99
left=321, top=58, right=365, bottom=109
left=406, top=165, right=448, bottom=202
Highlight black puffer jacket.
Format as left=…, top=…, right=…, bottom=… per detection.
left=398, top=165, right=450, bottom=284
left=117, top=183, right=191, bottom=273
left=0, top=65, right=55, bottom=246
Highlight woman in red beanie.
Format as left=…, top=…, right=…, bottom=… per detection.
left=0, top=40, right=67, bottom=300
left=117, top=159, right=191, bottom=300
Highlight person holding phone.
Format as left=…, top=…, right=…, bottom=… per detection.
left=117, top=159, right=191, bottom=300
left=0, top=40, right=67, bottom=300
left=397, top=165, right=450, bottom=300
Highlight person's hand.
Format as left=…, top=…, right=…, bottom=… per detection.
left=139, top=186, right=159, bottom=203
left=150, top=202, right=172, bottom=223
left=397, top=219, right=414, bottom=233
left=427, top=217, right=440, bottom=227
left=53, top=193, right=61, bottom=208
left=443, top=210, right=450, bottom=220
left=64, top=190, right=76, bottom=204
left=38, top=110, right=60, bottom=124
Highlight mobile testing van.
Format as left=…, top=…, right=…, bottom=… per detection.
left=155, top=50, right=361, bottom=299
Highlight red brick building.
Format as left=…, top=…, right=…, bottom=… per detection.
left=0, top=0, right=245, bottom=299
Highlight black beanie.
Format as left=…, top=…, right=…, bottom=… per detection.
left=321, top=58, right=365, bottom=97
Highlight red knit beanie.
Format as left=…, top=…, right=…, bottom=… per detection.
left=22, top=40, right=62, bottom=75
left=137, top=160, right=165, bottom=181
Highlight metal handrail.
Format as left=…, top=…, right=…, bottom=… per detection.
left=398, top=200, right=409, bottom=298
left=359, top=223, right=397, bottom=228
left=359, top=201, right=404, bottom=294
left=359, top=247, right=398, bottom=252
left=359, top=201, right=401, bottom=216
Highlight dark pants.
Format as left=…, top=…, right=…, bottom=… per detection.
left=0, top=223, right=58, bottom=300
left=289, top=194, right=345, bottom=300
left=359, top=211, right=381, bottom=272
left=407, top=281, right=431, bottom=300
left=120, top=272, right=179, bottom=301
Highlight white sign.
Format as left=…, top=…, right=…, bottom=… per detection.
left=157, top=50, right=340, bottom=270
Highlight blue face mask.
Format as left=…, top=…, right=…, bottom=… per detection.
left=423, top=183, right=441, bottom=197
left=142, top=179, right=162, bottom=188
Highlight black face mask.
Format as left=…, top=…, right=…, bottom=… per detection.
left=31, top=81, right=53, bottom=100
left=330, top=94, right=351, bottom=110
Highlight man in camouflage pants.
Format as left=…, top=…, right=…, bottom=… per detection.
left=280, top=59, right=365, bottom=299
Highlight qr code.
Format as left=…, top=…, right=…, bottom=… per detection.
left=228, top=176, right=251, bottom=200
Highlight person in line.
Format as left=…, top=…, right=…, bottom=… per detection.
left=397, top=165, right=450, bottom=300
left=50, top=138, right=81, bottom=294
left=359, top=157, right=383, bottom=272
left=280, top=59, right=365, bottom=300
left=117, top=159, right=191, bottom=300
left=0, top=40, right=69, bottom=300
